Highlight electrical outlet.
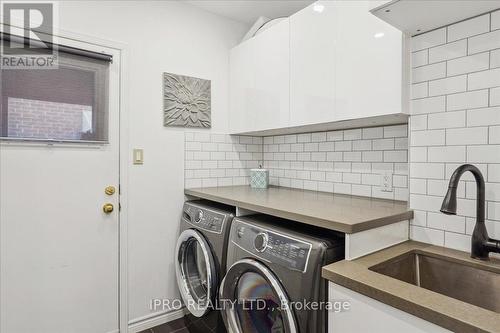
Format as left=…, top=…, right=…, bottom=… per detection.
left=381, top=172, right=393, bottom=192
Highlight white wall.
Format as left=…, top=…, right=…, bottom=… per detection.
left=409, top=11, right=500, bottom=253
left=56, top=1, right=247, bottom=324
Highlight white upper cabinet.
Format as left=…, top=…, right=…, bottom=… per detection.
left=335, top=0, right=404, bottom=121
left=229, top=18, right=290, bottom=134
left=290, top=0, right=404, bottom=126
left=229, top=1, right=406, bottom=135
left=289, top=1, right=338, bottom=126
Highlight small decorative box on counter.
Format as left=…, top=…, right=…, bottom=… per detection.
left=250, top=168, right=269, bottom=189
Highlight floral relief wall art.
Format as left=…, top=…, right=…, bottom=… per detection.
left=163, top=72, right=211, bottom=128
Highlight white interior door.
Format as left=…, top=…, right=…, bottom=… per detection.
left=0, top=38, right=121, bottom=333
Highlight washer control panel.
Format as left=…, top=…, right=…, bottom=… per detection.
left=183, top=204, right=225, bottom=234
left=234, top=221, right=311, bottom=272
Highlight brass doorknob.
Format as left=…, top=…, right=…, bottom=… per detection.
left=103, top=203, right=114, bottom=214
left=105, top=186, right=116, bottom=195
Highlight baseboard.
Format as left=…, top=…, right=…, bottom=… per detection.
left=127, top=308, right=186, bottom=333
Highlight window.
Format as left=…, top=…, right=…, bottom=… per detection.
left=0, top=45, right=110, bottom=142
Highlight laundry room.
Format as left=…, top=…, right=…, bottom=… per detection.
left=0, top=1, right=499, bottom=333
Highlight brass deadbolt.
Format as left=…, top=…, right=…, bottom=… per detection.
left=103, top=203, right=114, bottom=214
left=105, top=186, right=116, bottom=195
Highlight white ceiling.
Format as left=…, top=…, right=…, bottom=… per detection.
left=185, top=0, right=315, bottom=25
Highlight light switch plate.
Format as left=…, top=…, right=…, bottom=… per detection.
left=381, top=172, right=393, bottom=192
left=133, top=149, right=144, bottom=165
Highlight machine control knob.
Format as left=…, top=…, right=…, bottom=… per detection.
left=194, top=210, right=203, bottom=223
left=254, top=232, right=269, bottom=252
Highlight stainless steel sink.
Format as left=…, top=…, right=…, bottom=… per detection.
left=369, top=251, right=500, bottom=313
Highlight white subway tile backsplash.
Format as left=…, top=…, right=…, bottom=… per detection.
left=492, top=10, right=500, bottom=30
left=488, top=164, right=500, bottom=182
left=410, top=178, right=427, bottom=194
left=412, top=82, right=428, bottom=99
left=468, top=68, right=500, bottom=90
left=428, top=39, right=466, bottom=63
left=488, top=201, right=500, bottom=221
left=412, top=28, right=446, bottom=51
left=384, top=125, right=408, bottom=138
left=410, top=225, right=444, bottom=246
left=410, top=147, right=427, bottom=162
left=373, top=138, right=394, bottom=150
left=194, top=132, right=210, bottom=142
left=352, top=184, right=372, bottom=197
left=384, top=150, right=408, bottom=162
left=343, top=152, right=362, bottom=162
left=410, top=23, right=500, bottom=249
left=427, top=146, right=466, bottom=162
left=335, top=141, right=352, bottom=151
left=352, top=140, right=372, bottom=151
left=491, top=87, right=500, bottom=106
left=411, top=96, right=446, bottom=114
left=491, top=49, right=500, bottom=68
left=427, top=212, right=465, bottom=233
left=326, top=152, right=343, bottom=161
left=362, top=127, right=383, bottom=139
left=489, top=126, right=500, bottom=144
left=412, top=49, right=429, bottom=67
left=352, top=162, right=371, bottom=173
left=344, top=129, right=362, bottom=140
left=410, top=130, right=445, bottom=146
left=447, top=52, right=489, bottom=76
left=446, top=90, right=489, bottom=111
left=395, top=138, right=409, bottom=149
left=410, top=163, right=444, bottom=179
left=412, top=62, right=447, bottom=83
left=468, top=30, right=500, bottom=54
left=447, top=14, right=490, bottom=42
left=260, top=126, right=408, bottom=200
left=446, top=127, right=488, bottom=145
left=327, top=130, right=343, bottom=141
left=410, top=115, right=428, bottom=131
left=311, top=132, right=327, bottom=142
left=428, top=75, right=467, bottom=96
left=467, top=107, right=500, bottom=126
left=297, top=133, right=311, bottom=143
left=444, top=232, right=471, bottom=252
left=427, top=111, right=465, bottom=129
left=318, top=142, right=335, bottom=151
left=468, top=145, right=500, bottom=163
left=304, top=143, right=319, bottom=151
left=362, top=151, right=383, bottom=162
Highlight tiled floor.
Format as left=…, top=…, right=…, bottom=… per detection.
left=140, top=314, right=224, bottom=333
left=139, top=318, right=188, bottom=333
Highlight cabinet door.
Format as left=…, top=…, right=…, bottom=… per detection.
left=334, top=1, right=403, bottom=121
left=229, top=19, right=290, bottom=133
left=290, top=1, right=337, bottom=126
left=252, top=19, right=290, bottom=132
left=229, top=40, right=255, bottom=133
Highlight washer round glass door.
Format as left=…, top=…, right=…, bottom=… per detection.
left=175, top=229, right=217, bottom=317
left=220, top=259, right=297, bottom=333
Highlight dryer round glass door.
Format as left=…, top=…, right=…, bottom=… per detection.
left=175, top=229, right=217, bottom=317
left=220, top=258, right=298, bottom=333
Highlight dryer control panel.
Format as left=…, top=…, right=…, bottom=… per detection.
left=233, top=220, right=312, bottom=272
left=183, top=204, right=226, bottom=234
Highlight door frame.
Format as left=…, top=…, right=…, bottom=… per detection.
left=0, top=21, right=131, bottom=333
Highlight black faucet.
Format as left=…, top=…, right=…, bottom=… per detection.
left=440, top=164, right=500, bottom=260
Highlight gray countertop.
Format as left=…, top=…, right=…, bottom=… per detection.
left=323, top=241, right=500, bottom=333
left=185, top=185, right=413, bottom=234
